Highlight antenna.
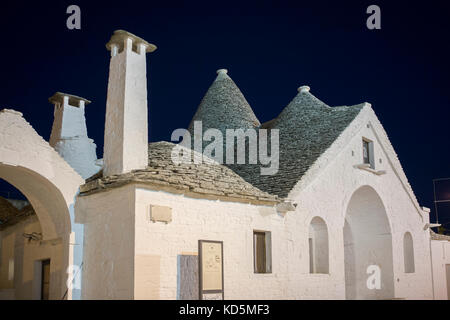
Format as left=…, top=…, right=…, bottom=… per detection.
left=433, top=177, right=450, bottom=225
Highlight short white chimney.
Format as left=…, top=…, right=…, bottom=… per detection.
left=103, top=30, right=157, bottom=176
left=49, top=92, right=100, bottom=179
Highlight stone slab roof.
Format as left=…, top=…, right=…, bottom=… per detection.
left=48, top=92, right=91, bottom=106
left=187, top=69, right=260, bottom=149
left=0, top=197, right=35, bottom=231
left=80, top=142, right=279, bottom=205
left=430, top=230, right=450, bottom=241
left=106, top=30, right=157, bottom=53
left=228, top=88, right=364, bottom=198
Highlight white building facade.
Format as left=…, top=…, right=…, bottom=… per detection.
left=0, top=30, right=449, bottom=300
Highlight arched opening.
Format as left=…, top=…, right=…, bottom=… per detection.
left=0, top=109, right=84, bottom=299
left=344, top=185, right=394, bottom=300
left=0, top=171, right=69, bottom=300
left=0, top=165, right=72, bottom=240
left=308, top=217, right=329, bottom=274
left=403, top=232, right=415, bottom=273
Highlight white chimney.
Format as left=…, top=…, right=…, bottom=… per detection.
left=49, top=92, right=100, bottom=179
left=103, top=30, right=157, bottom=176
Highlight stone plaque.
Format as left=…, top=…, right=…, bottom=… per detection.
left=149, top=205, right=172, bottom=223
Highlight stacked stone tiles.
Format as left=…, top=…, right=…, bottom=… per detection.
left=80, top=141, right=278, bottom=205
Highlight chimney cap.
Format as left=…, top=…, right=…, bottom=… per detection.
left=106, top=30, right=157, bottom=53
left=298, top=85, right=310, bottom=93
left=49, top=92, right=91, bottom=106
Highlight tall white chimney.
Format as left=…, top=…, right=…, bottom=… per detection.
left=103, top=30, right=157, bottom=176
left=49, top=92, right=100, bottom=179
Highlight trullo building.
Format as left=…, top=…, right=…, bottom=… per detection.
left=0, top=30, right=449, bottom=300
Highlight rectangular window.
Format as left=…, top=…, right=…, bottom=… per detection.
left=362, top=138, right=375, bottom=169
left=253, top=231, right=272, bottom=273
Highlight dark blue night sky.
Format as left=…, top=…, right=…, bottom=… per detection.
left=1, top=1, right=449, bottom=226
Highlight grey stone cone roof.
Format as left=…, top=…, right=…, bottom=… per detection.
left=80, top=142, right=278, bottom=205
left=187, top=69, right=260, bottom=148
left=227, top=89, right=364, bottom=198
left=82, top=72, right=364, bottom=202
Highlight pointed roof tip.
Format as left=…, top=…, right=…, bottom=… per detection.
left=297, top=85, right=310, bottom=94
left=215, top=68, right=229, bottom=80
left=187, top=67, right=260, bottom=133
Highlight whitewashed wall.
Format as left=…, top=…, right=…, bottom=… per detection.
left=75, top=186, right=135, bottom=299
left=289, top=105, right=433, bottom=299
left=431, top=240, right=450, bottom=299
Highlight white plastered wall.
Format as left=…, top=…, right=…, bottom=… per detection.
left=287, top=104, right=433, bottom=299
left=75, top=185, right=135, bottom=299
left=430, top=240, right=450, bottom=300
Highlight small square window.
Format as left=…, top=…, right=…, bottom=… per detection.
left=253, top=231, right=272, bottom=273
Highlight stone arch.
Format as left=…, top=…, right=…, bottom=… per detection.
left=0, top=165, right=73, bottom=240
left=403, top=232, right=415, bottom=273
left=343, top=185, right=394, bottom=300
left=308, top=217, right=329, bottom=274
left=0, top=109, right=84, bottom=299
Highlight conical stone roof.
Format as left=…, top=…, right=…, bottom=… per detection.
left=228, top=86, right=365, bottom=198
left=187, top=69, right=260, bottom=148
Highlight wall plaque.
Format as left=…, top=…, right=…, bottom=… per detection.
left=198, top=240, right=224, bottom=300
left=149, top=205, right=172, bottom=223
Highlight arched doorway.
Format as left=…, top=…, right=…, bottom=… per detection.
left=0, top=109, right=84, bottom=299
left=344, top=185, right=394, bottom=300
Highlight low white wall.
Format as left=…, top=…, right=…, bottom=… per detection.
left=134, top=187, right=293, bottom=300
left=431, top=240, right=450, bottom=300
left=75, top=186, right=136, bottom=299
